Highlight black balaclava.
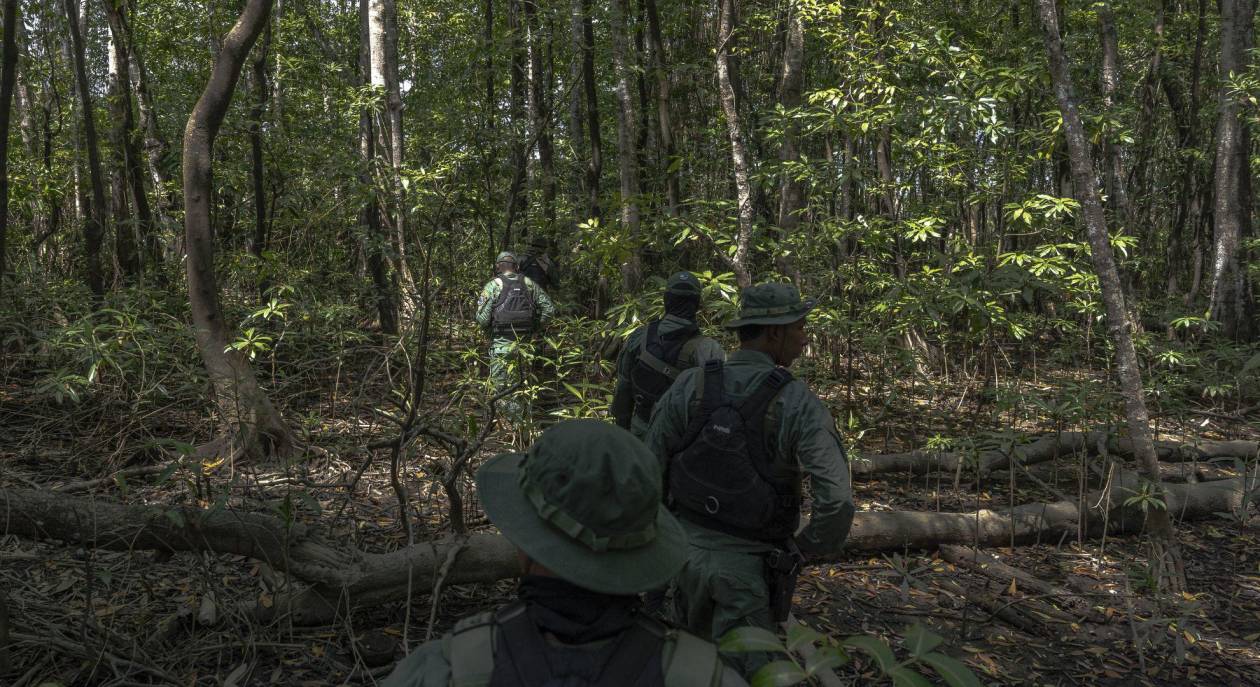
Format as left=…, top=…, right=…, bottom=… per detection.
left=663, top=292, right=700, bottom=321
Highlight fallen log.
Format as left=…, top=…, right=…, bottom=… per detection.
left=2, top=474, right=1254, bottom=625
left=938, top=544, right=1102, bottom=622
left=852, top=433, right=1259, bottom=477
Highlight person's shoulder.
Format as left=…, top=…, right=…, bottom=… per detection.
left=379, top=637, right=451, bottom=687
left=655, top=621, right=747, bottom=687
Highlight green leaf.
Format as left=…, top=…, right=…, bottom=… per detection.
left=805, top=646, right=850, bottom=675
left=786, top=622, right=823, bottom=652
left=750, top=660, right=808, bottom=687
left=720, top=626, right=786, bottom=654
left=920, top=652, right=982, bottom=687
left=843, top=635, right=898, bottom=672
left=902, top=623, right=944, bottom=658
left=889, top=666, right=934, bottom=687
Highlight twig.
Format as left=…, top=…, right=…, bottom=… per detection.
left=12, top=631, right=179, bottom=684
left=425, top=537, right=469, bottom=641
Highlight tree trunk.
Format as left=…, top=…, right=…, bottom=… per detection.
left=104, top=0, right=157, bottom=276
left=716, top=0, right=753, bottom=288
left=106, top=24, right=140, bottom=279
left=122, top=0, right=175, bottom=248
left=611, top=0, right=642, bottom=290
left=1037, top=0, right=1185, bottom=591
left=64, top=0, right=106, bottom=300
left=644, top=0, right=678, bottom=218
left=523, top=0, right=555, bottom=235
left=775, top=5, right=805, bottom=282
left=5, top=473, right=1250, bottom=624
left=183, top=0, right=294, bottom=462
left=1208, top=0, right=1257, bottom=339
left=571, top=0, right=601, bottom=223
left=369, top=0, right=413, bottom=298
left=248, top=15, right=271, bottom=274
left=503, top=0, right=528, bottom=249
left=1096, top=1, right=1130, bottom=223
left=0, top=0, right=16, bottom=295
left=360, top=0, right=398, bottom=335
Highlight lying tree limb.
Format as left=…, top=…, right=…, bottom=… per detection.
left=852, top=432, right=1259, bottom=477
left=2, top=473, right=1254, bottom=625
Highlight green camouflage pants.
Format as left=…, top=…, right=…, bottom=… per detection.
left=488, top=338, right=525, bottom=422
left=673, top=545, right=774, bottom=678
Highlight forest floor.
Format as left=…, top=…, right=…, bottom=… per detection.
left=2, top=333, right=1258, bottom=686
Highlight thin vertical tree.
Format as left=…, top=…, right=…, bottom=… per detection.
left=775, top=2, right=805, bottom=282
left=64, top=0, right=106, bottom=299
left=183, top=0, right=295, bottom=461
left=247, top=15, right=271, bottom=269
left=1037, top=0, right=1185, bottom=590
left=570, top=0, right=600, bottom=223
left=644, top=0, right=678, bottom=218
left=1208, top=0, right=1256, bottom=339
left=523, top=0, right=555, bottom=235
left=369, top=0, right=413, bottom=296
left=610, top=0, right=642, bottom=290
left=716, top=0, right=753, bottom=287
left=360, top=0, right=397, bottom=334
left=0, top=0, right=16, bottom=294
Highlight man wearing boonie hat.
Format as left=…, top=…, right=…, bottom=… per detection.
left=645, top=283, right=855, bottom=677
left=381, top=419, right=748, bottom=686
left=612, top=271, right=725, bottom=440
left=475, top=251, right=555, bottom=422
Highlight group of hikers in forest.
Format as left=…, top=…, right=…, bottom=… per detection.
left=383, top=248, right=855, bottom=686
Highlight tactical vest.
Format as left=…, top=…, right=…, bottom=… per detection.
left=445, top=602, right=726, bottom=687
left=630, top=320, right=700, bottom=423
left=667, top=360, right=802, bottom=542
left=491, top=275, right=536, bottom=336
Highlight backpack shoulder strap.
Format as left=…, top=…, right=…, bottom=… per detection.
left=446, top=611, right=496, bottom=687
left=661, top=627, right=722, bottom=687
left=739, top=367, right=794, bottom=425
left=699, top=359, right=725, bottom=415
left=492, top=602, right=551, bottom=685
left=637, top=321, right=684, bottom=382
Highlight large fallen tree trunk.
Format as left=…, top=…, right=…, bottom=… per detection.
left=3, top=474, right=1254, bottom=624
left=853, top=432, right=1258, bottom=477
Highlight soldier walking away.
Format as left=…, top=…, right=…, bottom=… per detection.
left=517, top=236, right=557, bottom=293
left=475, top=251, right=556, bottom=423
left=380, top=419, right=749, bottom=687
left=645, top=283, right=855, bottom=677
left=612, top=271, right=725, bottom=440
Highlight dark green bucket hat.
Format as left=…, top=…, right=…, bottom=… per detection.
left=495, top=251, right=518, bottom=265
left=724, top=282, right=817, bottom=329
left=475, top=419, right=687, bottom=595
left=665, top=271, right=702, bottom=296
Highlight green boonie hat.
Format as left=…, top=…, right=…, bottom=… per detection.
left=724, top=282, right=817, bottom=328
left=475, top=419, right=687, bottom=595
left=495, top=251, right=518, bottom=265
left=665, top=271, right=702, bottom=296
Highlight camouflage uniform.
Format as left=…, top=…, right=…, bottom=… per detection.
left=612, top=271, right=725, bottom=440
left=381, top=420, right=748, bottom=687
left=644, top=283, right=855, bottom=677
left=475, top=252, right=555, bottom=420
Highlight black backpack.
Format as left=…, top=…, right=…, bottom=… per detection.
left=630, top=320, right=700, bottom=423
left=519, top=254, right=554, bottom=290
left=491, top=274, right=537, bottom=336
left=668, top=360, right=801, bottom=542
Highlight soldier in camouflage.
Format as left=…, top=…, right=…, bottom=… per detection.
left=612, top=271, right=725, bottom=440
left=380, top=419, right=748, bottom=687
left=475, top=251, right=555, bottom=421
left=645, top=283, right=855, bottom=677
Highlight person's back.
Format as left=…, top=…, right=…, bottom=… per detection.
left=381, top=420, right=748, bottom=687
left=475, top=252, right=555, bottom=421
left=613, top=272, right=724, bottom=439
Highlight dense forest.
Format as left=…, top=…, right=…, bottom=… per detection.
left=0, top=0, right=1257, bottom=684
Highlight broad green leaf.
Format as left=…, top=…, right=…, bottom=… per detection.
left=902, top=623, right=944, bottom=658
left=750, top=660, right=808, bottom=687
left=720, top=626, right=786, bottom=654
left=843, top=635, right=897, bottom=672
left=786, top=622, right=823, bottom=652
left=920, top=652, right=982, bottom=687
left=889, top=666, right=934, bottom=687
left=805, top=646, right=850, bottom=675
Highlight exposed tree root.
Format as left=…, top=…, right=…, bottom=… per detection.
left=2, top=473, right=1254, bottom=625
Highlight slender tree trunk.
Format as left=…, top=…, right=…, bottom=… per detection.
left=523, top=0, right=555, bottom=235
left=572, top=0, right=600, bottom=223
left=360, top=0, right=397, bottom=334
left=775, top=4, right=805, bottom=282
left=183, top=0, right=294, bottom=461
left=1037, top=0, right=1185, bottom=590
left=122, top=0, right=175, bottom=247
left=716, top=0, right=753, bottom=288
left=0, top=0, right=16, bottom=294
left=106, top=26, right=139, bottom=279
left=1208, top=0, right=1257, bottom=339
left=248, top=17, right=271, bottom=266
left=1097, top=1, right=1130, bottom=222
left=64, top=0, right=106, bottom=300
left=369, top=0, right=413, bottom=298
left=104, top=0, right=157, bottom=275
left=611, top=0, right=642, bottom=290
left=644, top=0, right=678, bottom=218
left=503, top=0, right=528, bottom=248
